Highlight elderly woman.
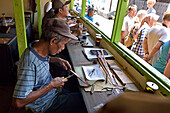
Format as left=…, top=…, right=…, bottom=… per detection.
left=131, top=14, right=159, bottom=58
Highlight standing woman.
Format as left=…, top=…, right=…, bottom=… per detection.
left=131, top=14, right=159, bottom=58
left=147, top=0, right=156, bottom=14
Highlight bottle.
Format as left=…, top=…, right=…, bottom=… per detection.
left=2, top=13, right=7, bottom=26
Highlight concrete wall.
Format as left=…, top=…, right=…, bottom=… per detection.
left=0, top=0, right=14, bottom=17
left=0, top=0, right=50, bottom=32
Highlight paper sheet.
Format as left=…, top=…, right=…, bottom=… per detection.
left=82, top=65, right=105, bottom=81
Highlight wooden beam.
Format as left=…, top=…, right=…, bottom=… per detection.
left=13, top=0, right=27, bottom=58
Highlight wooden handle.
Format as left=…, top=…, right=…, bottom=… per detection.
left=70, top=70, right=90, bottom=86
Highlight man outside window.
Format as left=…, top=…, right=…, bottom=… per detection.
left=120, top=5, right=137, bottom=45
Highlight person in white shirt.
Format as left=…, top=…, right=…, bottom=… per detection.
left=143, top=11, right=170, bottom=65
left=120, top=5, right=137, bottom=45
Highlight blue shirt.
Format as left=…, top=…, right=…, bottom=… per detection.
left=147, top=7, right=156, bottom=14
left=153, top=41, right=170, bottom=73
left=85, top=14, right=94, bottom=22
left=13, top=42, right=58, bottom=113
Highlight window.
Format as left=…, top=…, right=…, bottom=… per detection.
left=73, top=0, right=118, bottom=38
left=72, top=0, right=170, bottom=95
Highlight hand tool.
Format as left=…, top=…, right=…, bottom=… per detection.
left=90, top=84, right=95, bottom=94
left=70, top=70, right=90, bottom=86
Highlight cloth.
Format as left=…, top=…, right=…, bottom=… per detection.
left=44, top=1, right=52, bottom=13
left=52, top=0, right=71, bottom=10
left=147, top=7, right=156, bottom=14
left=13, top=42, right=57, bottom=113
left=42, top=8, right=55, bottom=28
left=131, top=23, right=150, bottom=57
left=43, top=18, right=78, bottom=40
left=44, top=89, right=86, bottom=113
left=153, top=41, right=170, bottom=73
left=145, top=25, right=170, bottom=65
left=85, top=14, right=94, bottom=22
left=122, top=14, right=135, bottom=38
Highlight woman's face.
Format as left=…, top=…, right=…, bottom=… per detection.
left=147, top=2, right=154, bottom=9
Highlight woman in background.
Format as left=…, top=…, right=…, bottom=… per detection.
left=131, top=14, right=159, bottom=58
left=147, top=0, right=156, bottom=14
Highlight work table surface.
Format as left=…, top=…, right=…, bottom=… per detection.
left=66, top=35, right=125, bottom=113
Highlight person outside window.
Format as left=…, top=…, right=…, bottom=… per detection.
left=147, top=0, right=156, bottom=14
left=143, top=11, right=170, bottom=64
left=120, top=5, right=137, bottom=45
left=85, top=7, right=95, bottom=22
left=131, top=14, right=159, bottom=58
left=152, top=40, right=170, bottom=79
left=12, top=18, right=87, bottom=113
left=124, top=10, right=147, bottom=49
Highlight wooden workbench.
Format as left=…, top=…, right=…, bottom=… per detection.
left=66, top=34, right=138, bottom=113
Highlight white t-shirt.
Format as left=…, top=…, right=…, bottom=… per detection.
left=122, top=15, right=135, bottom=37
left=146, top=25, right=170, bottom=65
left=44, top=1, right=52, bottom=14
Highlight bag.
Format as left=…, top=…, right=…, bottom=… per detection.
left=124, top=25, right=139, bottom=47
left=124, top=34, right=134, bottom=47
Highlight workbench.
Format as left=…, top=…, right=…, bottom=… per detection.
left=66, top=33, right=139, bottom=113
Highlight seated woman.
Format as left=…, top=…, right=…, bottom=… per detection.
left=153, top=40, right=170, bottom=79
left=131, top=14, right=158, bottom=58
